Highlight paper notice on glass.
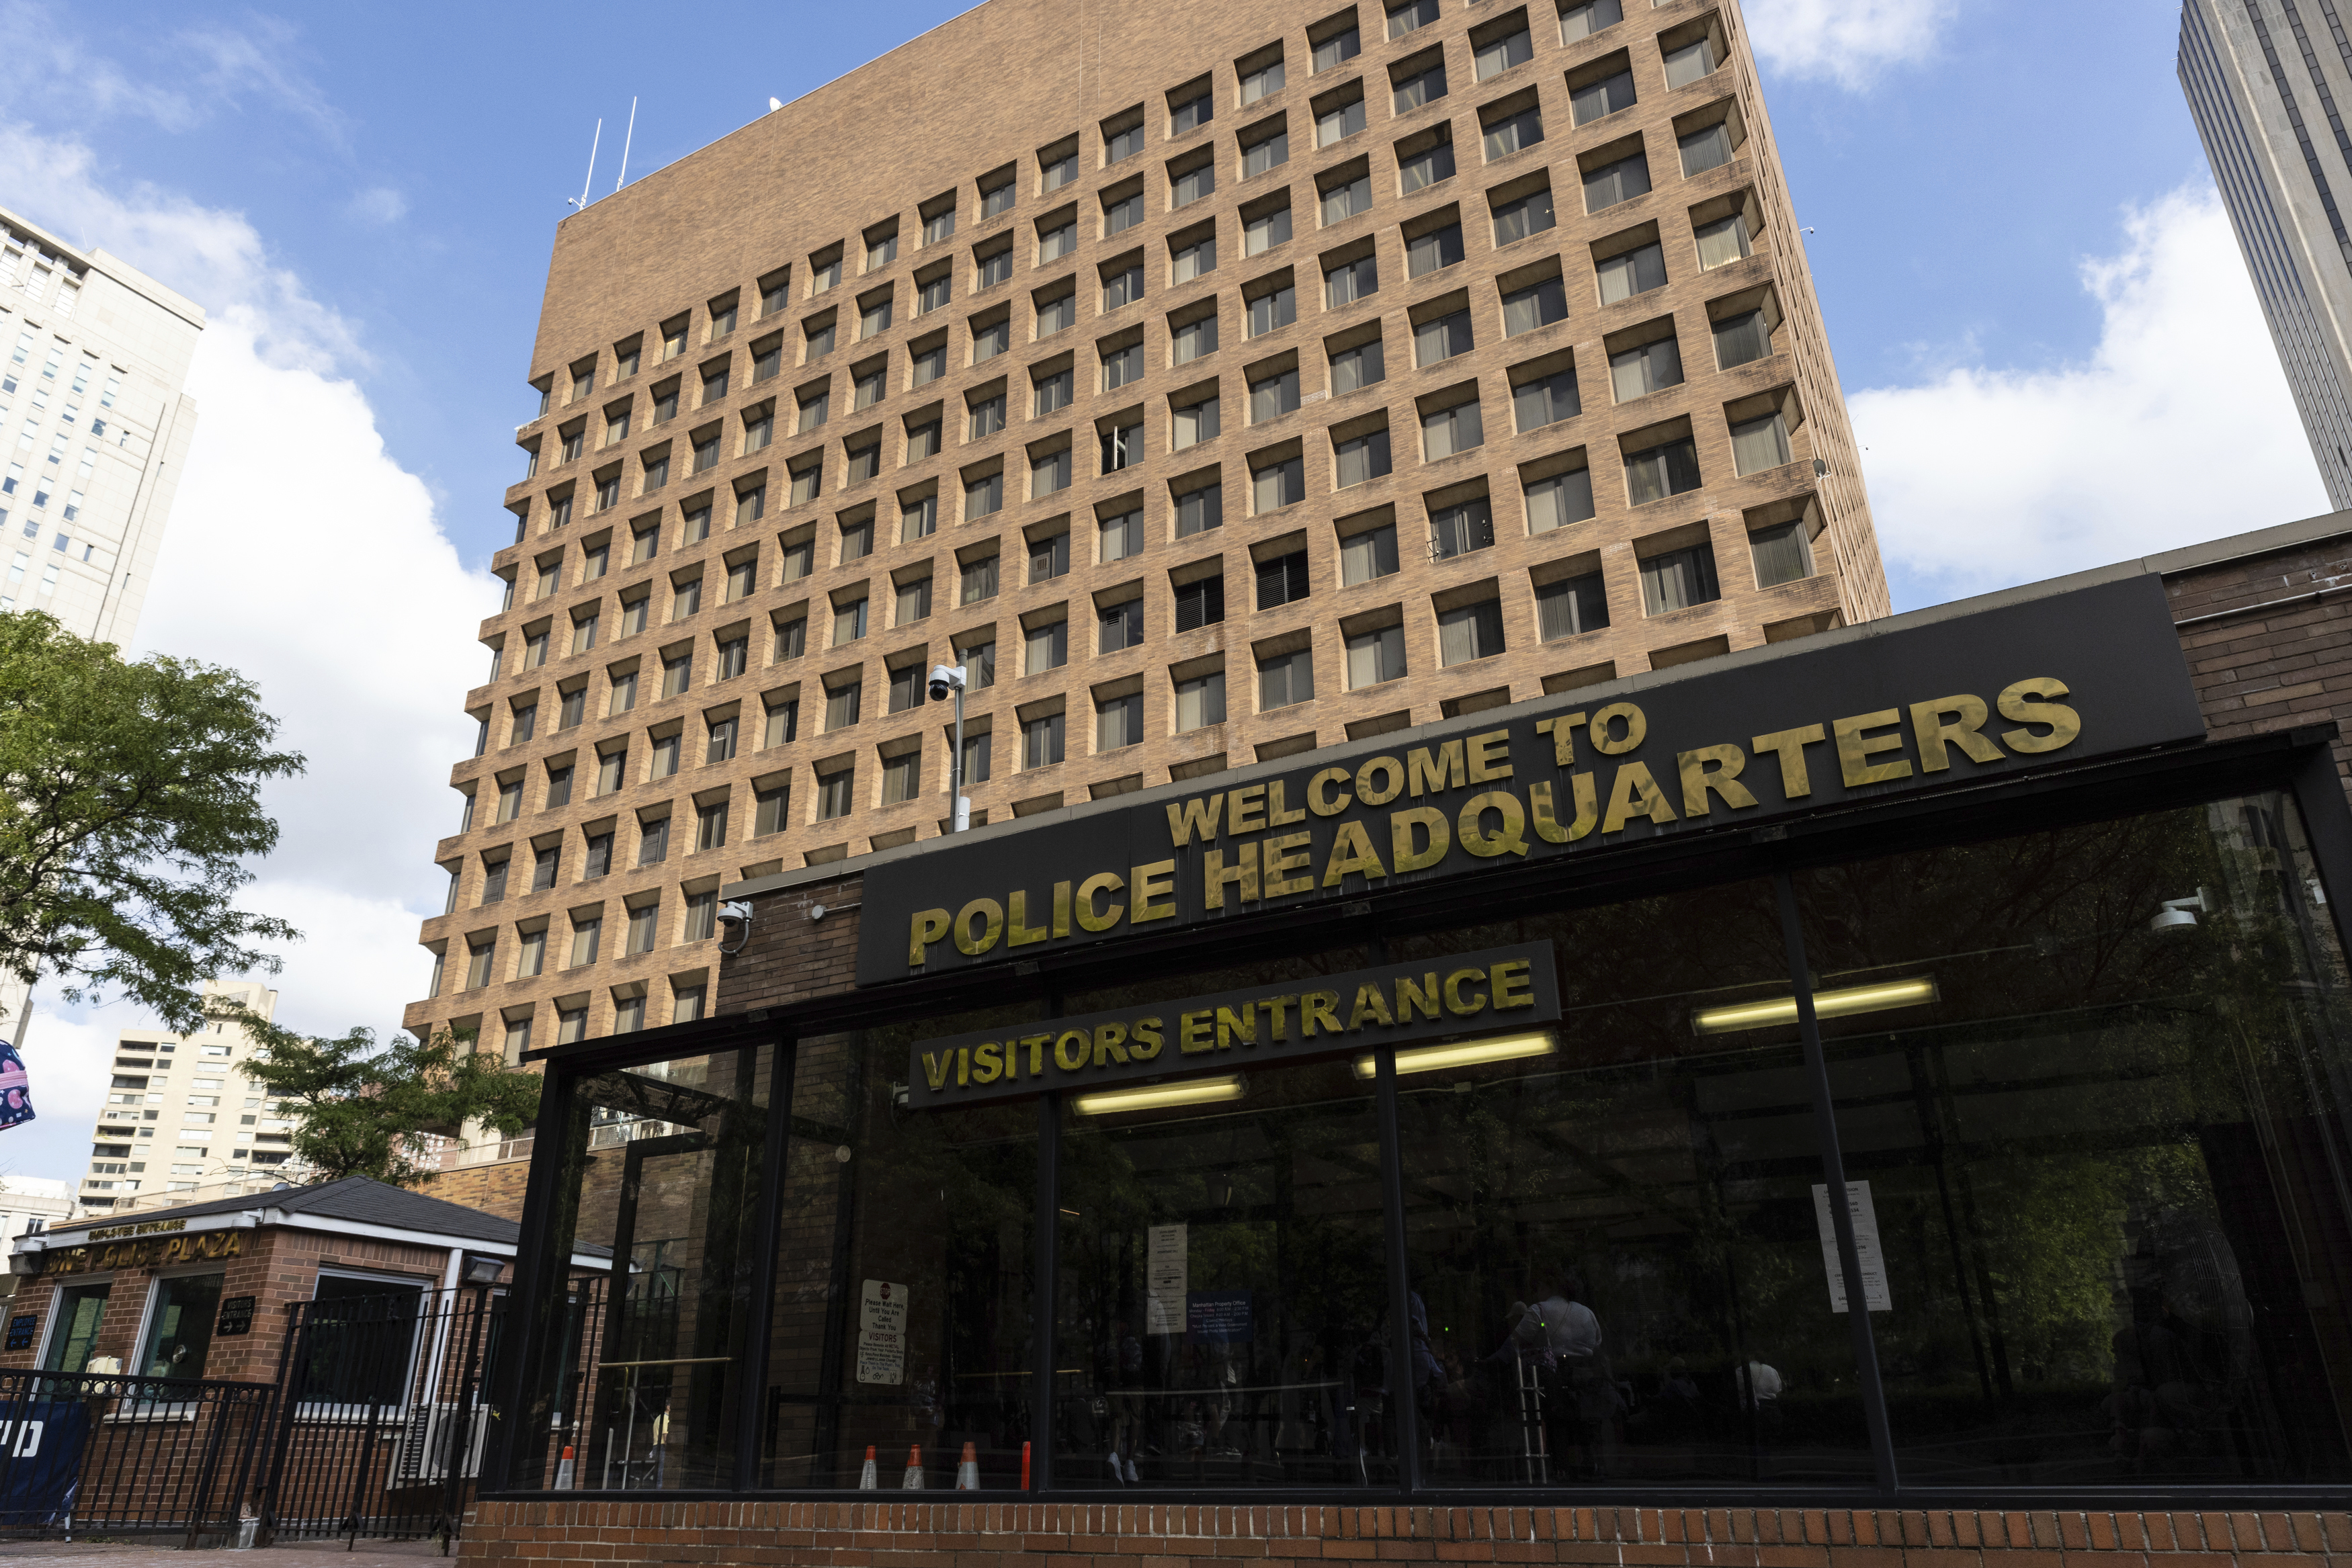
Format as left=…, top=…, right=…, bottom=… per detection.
left=856, top=1278, right=909, bottom=1384
left=1146, top=1223, right=1188, bottom=1335
left=1812, top=1181, right=1892, bottom=1313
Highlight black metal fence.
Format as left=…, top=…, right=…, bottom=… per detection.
left=256, top=1285, right=505, bottom=1548
left=0, top=1368, right=276, bottom=1546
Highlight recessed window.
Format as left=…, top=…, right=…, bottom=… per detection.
left=1751, top=520, right=1816, bottom=587
left=1560, top=0, right=1621, bottom=40
left=1245, top=203, right=1294, bottom=255
left=966, top=470, right=1005, bottom=518
left=896, top=574, right=933, bottom=626
left=1696, top=212, right=1754, bottom=269
left=1332, top=337, right=1386, bottom=393
left=1173, top=89, right=1214, bottom=135
left=903, top=493, right=939, bottom=540
left=1475, top=24, right=1533, bottom=79
left=835, top=595, right=870, bottom=644
left=866, top=230, right=899, bottom=271
left=1484, top=106, right=1545, bottom=162
left=1583, top=153, right=1651, bottom=213
left=1173, top=392, right=1222, bottom=449
left=1514, top=367, right=1581, bottom=431
left=1347, top=625, right=1406, bottom=688
left=1030, top=529, right=1072, bottom=581
left=1040, top=219, right=1078, bottom=263
left=1430, top=497, right=1495, bottom=559
left=1327, top=255, right=1379, bottom=308
left=1107, top=118, right=1146, bottom=163
left=977, top=243, right=1015, bottom=289
left=1421, top=399, right=1485, bottom=460
left=1597, top=242, right=1667, bottom=304
left=1243, top=56, right=1288, bottom=103
left=1247, top=281, right=1298, bottom=337
left=755, top=781, right=792, bottom=836
left=1022, top=710, right=1066, bottom=767
left=914, top=341, right=949, bottom=384
left=1242, top=124, right=1291, bottom=177
left=1174, top=234, right=1218, bottom=282
left=1104, top=264, right=1145, bottom=311
left=1175, top=482, right=1224, bottom=537
left=1394, top=62, right=1447, bottom=114
left=1038, top=290, right=1079, bottom=336
left=1437, top=599, right=1505, bottom=665
left=1028, top=619, right=1070, bottom=676
left=1731, top=410, right=1794, bottom=474
left=1104, top=190, right=1146, bottom=236
left=816, top=765, right=855, bottom=818
left=889, top=662, right=925, bottom=713
left=1175, top=671, right=1226, bottom=730
left=1407, top=222, right=1465, bottom=277
left=1256, top=549, right=1310, bottom=609
left=1503, top=275, right=1568, bottom=335
left=1253, top=455, right=1306, bottom=513
left=1174, top=314, right=1220, bottom=364
left=1387, top=0, right=1438, bottom=39
left=882, top=748, right=923, bottom=805
left=1572, top=67, right=1638, bottom=126
left=1042, top=148, right=1079, bottom=191
left=1399, top=138, right=1456, bottom=193
left=1251, top=366, right=1302, bottom=421
left=1626, top=437, right=1702, bottom=504
left=1100, top=508, right=1144, bottom=561
left=1341, top=522, right=1400, bottom=584
left=1099, top=597, right=1145, bottom=652
left=1258, top=646, right=1316, bottom=709
left=959, top=636, right=999, bottom=687
left=1640, top=541, right=1720, bottom=613
left=1175, top=573, right=1227, bottom=630
left=1314, top=24, right=1362, bottom=71
left=1715, top=308, right=1774, bottom=369
left=1493, top=187, right=1556, bottom=245
left=1527, top=466, right=1596, bottom=533
left=951, top=555, right=995, bottom=609
left=1318, top=93, right=1368, bottom=146
left=1414, top=308, right=1474, bottom=366
left=1610, top=336, right=1684, bottom=401
left=1173, top=160, right=1217, bottom=208
left=1681, top=121, right=1736, bottom=178
left=1322, top=173, right=1374, bottom=224
left=1034, top=447, right=1075, bottom=496
left=1101, top=420, right=1144, bottom=472
left=1336, top=427, right=1392, bottom=487
left=1537, top=571, right=1609, bottom=638
left=1666, top=34, right=1721, bottom=89
left=826, top=676, right=862, bottom=728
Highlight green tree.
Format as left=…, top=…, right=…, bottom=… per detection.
left=235, top=1018, right=542, bottom=1187
left=0, top=611, right=304, bottom=1034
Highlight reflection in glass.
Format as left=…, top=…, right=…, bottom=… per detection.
left=1794, top=793, right=2352, bottom=1483
left=764, top=1022, right=1038, bottom=1488
left=1058, top=1057, right=1391, bottom=1487
left=1394, top=884, right=1877, bottom=1484
left=518, top=1047, right=771, bottom=1490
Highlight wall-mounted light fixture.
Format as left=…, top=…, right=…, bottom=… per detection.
left=1693, top=977, right=1939, bottom=1036
left=1351, top=1031, right=1557, bottom=1079
left=1073, top=1075, right=1245, bottom=1116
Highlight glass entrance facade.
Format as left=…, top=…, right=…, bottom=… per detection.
left=505, top=789, right=2352, bottom=1497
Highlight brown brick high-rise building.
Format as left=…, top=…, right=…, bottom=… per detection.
left=404, top=0, right=1888, bottom=1049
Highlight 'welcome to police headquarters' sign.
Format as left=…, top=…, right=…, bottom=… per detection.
left=861, top=576, right=2206, bottom=993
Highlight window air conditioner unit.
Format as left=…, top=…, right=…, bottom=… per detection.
left=394, top=1402, right=491, bottom=1482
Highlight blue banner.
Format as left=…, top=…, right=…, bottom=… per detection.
left=0, top=1400, right=90, bottom=1526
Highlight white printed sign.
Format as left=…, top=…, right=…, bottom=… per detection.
left=856, top=1278, right=909, bottom=1385
left=1146, top=1223, right=1188, bottom=1336
left=1813, top=1181, right=1892, bottom=1313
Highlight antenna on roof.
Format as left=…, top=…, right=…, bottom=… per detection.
left=614, top=97, right=638, bottom=193
left=568, top=119, right=603, bottom=211
left=769, top=97, right=784, bottom=112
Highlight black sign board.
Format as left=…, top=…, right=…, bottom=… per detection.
left=909, top=941, right=1560, bottom=1108
left=4, top=1314, right=36, bottom=1351
left=215, top=1295, right=256, bottom=1337
left=861, top=575, right=2206, bottom=986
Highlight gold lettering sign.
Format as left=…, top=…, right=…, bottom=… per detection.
left=43, top=1228, right=243, bottom=1276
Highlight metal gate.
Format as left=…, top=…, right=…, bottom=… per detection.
left=0, top=1367, right=276, bottom=1544
left=257, top=1287, right=504, bottom=1549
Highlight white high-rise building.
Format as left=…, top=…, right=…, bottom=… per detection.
left=0, top=206, right=207, bottom=1051
left=79, top=979, right=308, bottom=1214
left=0, top=206, right=203, bottom=642
left=2181, top=0, right=2352, bottom=510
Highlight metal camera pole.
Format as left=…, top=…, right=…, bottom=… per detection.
left=933, top=664, right=970, bottom=833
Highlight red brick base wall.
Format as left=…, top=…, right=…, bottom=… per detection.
left=460, top=1501, right=2347, bottom=1568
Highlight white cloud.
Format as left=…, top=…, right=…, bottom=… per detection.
left=343, top=186, right=409, bottom=226
left=1852, top=181, right=2329, bottom=607
left=1746, top=0, right=1954, bottom=90
left=0, top=122, right=490, bottom=1184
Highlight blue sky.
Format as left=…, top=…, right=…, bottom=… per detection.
left=0, top=0, right=2330, bottom=1178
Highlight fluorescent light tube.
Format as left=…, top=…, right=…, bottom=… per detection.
left=1693, top=977, right=1938, bottom=1036
left=1072, top=1075, right=1245, bottom=1116
left=1352, top=1031, right=1558, bottom=1080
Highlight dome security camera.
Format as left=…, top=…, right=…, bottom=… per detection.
left=2150, top=888, right=2210, bottom=937
left=928, top=664, right=966, bottom=703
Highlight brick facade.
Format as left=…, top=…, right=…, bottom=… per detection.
left=461, top=1499, right=2352, bottom=1568
left=407, top=0, right=1892, bottom=1057
left=426, top=1154, right=535, bottom=1223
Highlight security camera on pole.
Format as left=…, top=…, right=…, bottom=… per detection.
left=929, top=664, right=971, bottom=832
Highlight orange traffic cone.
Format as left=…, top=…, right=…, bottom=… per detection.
left=1021, top=1440, right=1032, bottom=1490
left=554, top=1445, right=575, bottom=1490
left=900, top=1443, right=925, bottom=1488
left=954, top=1440, right=980, bottom=1489
left=858, top=1444, right=878, bottom=1489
